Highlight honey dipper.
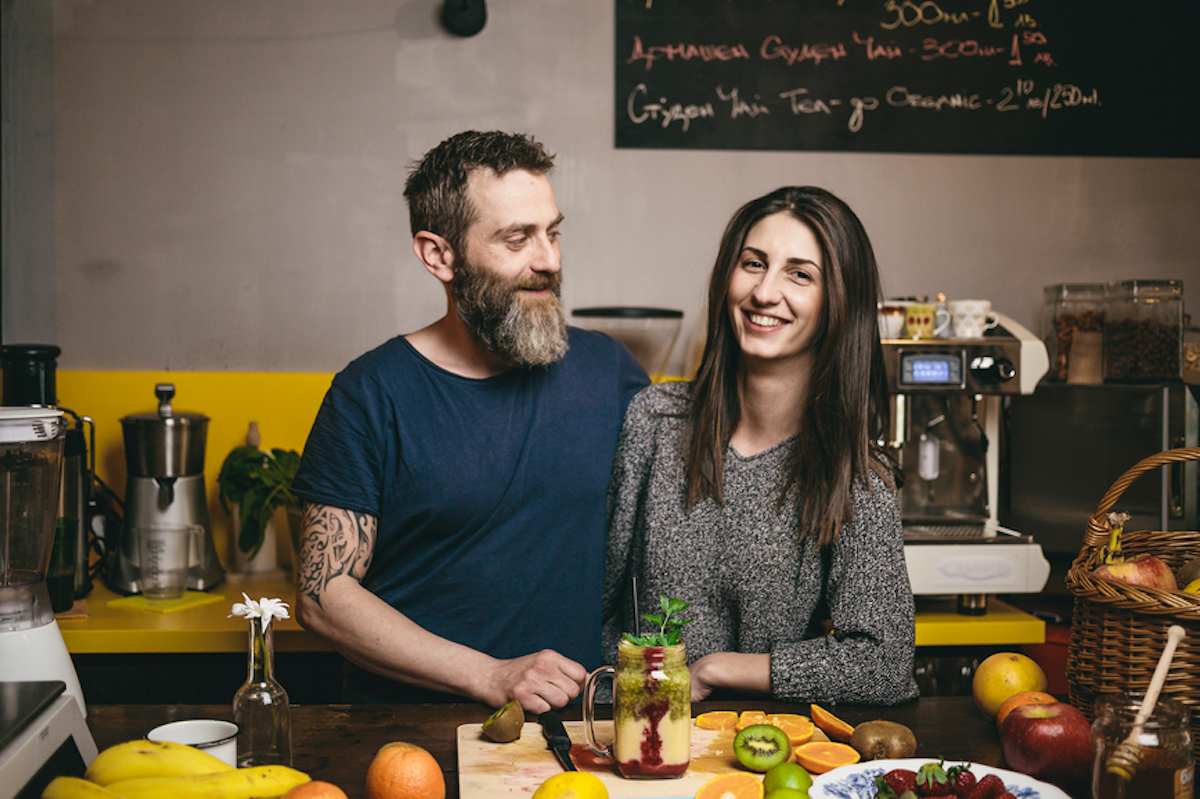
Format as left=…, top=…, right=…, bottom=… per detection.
left=1104, top=624, right=1187, bottom=782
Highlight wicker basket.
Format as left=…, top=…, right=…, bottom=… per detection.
left=1065, top=447, right=1200, bottom=758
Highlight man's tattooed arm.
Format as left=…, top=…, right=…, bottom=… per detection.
left=297, top=502, right=377, bottom=609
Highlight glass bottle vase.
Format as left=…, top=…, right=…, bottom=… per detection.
left=232, top=621, right=292, bottom=766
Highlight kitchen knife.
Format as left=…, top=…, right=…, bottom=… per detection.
left=538, top=711, right=577, bottom=771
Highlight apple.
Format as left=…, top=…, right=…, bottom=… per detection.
left=1000, top=702, right=1092, bottom=792
left=1093, top=554, right=1178, bottom=591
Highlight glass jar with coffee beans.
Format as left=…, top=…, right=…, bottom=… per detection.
left=1043, top=283, right=1106, bottom=382
left=1103, top=280, right=1183, bottom=382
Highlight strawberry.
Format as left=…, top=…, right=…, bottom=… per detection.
left=996, top=793, right=1018, bottom=799
left=876, top=769, right=918, bottom=795
left=916, top=762, right=954, bottom=796
left=965, top=774, right=1006, bottom=799
left=946, top=763, right=976, bottom=797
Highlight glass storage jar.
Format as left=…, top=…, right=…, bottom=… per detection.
left=1042, top=283, right=1106, bottom=382
left=1091, top=693, right=1193, bottom=799
left=1103, top=279, right=1183, bottom=381
left=1183, top=324, right=1200, bottom=384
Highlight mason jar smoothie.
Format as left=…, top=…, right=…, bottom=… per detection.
left=611, top=639, right=690, bottom=778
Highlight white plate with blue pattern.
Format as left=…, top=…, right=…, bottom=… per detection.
left=809, top=758, right=1072, bottom=799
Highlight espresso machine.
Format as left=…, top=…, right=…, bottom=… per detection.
left=882, top=312, right=1051, bottom=613
left=107, top=383, right=224, bottom=594
left=0, top=407, right=98, bottom=796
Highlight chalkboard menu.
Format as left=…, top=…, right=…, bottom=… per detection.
left=615, top=0, right=1200, bottom=156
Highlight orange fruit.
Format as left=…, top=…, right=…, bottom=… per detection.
left=972, top=652, right=1048, bottom=718
left=695, top=710, right=739, bottom=730
left=767, top=714, right=815, bottom=745
left=792, top=741, right=860, bottom=774
left=285, top=782, right=349, bottom=799
left=809, top=704, right=855, bottom=743
left=694, top=772, right=764, bottom=799
left=995, top=690, right=1057, bottom=729
left=737, top=710, right=768, bottom=730
left=365, top=741, right=445, bottom=799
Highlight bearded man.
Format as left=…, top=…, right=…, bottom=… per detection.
left=293, top=131, right=647, bottom=708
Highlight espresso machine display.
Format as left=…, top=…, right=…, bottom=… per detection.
left=882, top=312, right=1051, bottom=613
left=108, top=384, right=224, bottom=594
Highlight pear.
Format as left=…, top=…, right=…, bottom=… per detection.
left=481, top=699, right=525, bottom=743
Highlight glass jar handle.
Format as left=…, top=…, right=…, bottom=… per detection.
left=582, top=665, right=614, bottom=759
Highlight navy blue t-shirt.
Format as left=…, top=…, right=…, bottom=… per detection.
left=293, top=327, right=647, bottom=675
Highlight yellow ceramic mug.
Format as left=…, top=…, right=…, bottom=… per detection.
left=904, top=303, right=950, bottom=339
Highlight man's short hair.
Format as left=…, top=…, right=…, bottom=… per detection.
left=403, top=130, right=556, bottom=255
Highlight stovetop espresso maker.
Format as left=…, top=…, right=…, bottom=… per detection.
left=107, top=383, right=224, bottom=593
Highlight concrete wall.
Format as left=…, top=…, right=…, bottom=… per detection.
left=30, top=0, right=1200, bottom=371
left=2, top=0, right=56, bottom=344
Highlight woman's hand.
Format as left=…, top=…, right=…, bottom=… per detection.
left=689, top=652, right=771, bottom=700
left=689, top=653, right=721, bottom=701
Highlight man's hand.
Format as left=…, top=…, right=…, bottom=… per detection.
left=483, top=650, right=588, bottom=713
left=689, top=652, right=771, bottom=701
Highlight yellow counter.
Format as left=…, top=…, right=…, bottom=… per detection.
left=913, top=598, right=1044, bottom=646
left=60, top=580, right=1042, bottom=654
left=60, top=575, right=333, bottom=654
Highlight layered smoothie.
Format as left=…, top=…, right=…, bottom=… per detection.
left=612, top=639, right=690, bottom=778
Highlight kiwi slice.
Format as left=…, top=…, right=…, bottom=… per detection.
left=733, top=723, right=791, bottom=773
left=481, top=699, right=524, bottom=743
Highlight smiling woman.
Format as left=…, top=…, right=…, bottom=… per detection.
left=603, top=186, right=916, bottom=706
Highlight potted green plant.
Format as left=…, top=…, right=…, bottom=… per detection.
left=217, top=422, right=301, bottom=572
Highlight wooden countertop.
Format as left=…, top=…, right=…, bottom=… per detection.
left=59, top=575, right=333, bottom=654
left=87, top=697, right=1008, bottom=799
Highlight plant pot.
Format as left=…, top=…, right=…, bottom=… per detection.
left=230, top=503, right=290, bottom=576
left=285, top=506, right=304, bottom=580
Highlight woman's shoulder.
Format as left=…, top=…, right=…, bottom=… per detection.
left=624, top=380, right=692, bottom=423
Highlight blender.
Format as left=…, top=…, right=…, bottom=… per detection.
left=0, top=407, right=97, bottom=794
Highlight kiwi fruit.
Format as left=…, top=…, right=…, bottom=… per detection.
left=848, top=719, right=917, bottom=760
left=733, top=723, right=791, bottom=773
left=481, top=699, right=524, bottom=743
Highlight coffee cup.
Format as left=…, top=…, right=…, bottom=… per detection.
left=949, top=299, right=999, bottom=339
left=148, top=719, right=238, bottom=766
left=878, top=304, right=905, bottom=339
left=904, top=302, right=950, bottom=340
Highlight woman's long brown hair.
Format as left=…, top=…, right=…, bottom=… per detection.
left=684, top=186, right=890, bottom=545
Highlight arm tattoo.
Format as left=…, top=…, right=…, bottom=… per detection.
left=298, top=502, right=377, bottom=608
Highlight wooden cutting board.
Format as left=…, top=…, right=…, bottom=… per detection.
left=457, top=720, right=744, bottom=798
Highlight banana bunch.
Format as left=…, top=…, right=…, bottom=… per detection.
left=85, top=739, right=232, bottom=784
left=43, top=739, right=311, bottom=799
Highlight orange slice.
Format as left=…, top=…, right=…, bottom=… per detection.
left=694, top=772, right=764, bottom=799
left=792, top=741, right=860, bottom=774
left=695, top=711, right=739, bottom=730
left=736, top=710, right=768, bottom=730
left=767, top=714, right=814, bottom=746
left=809, top=703, right=855, bottom=743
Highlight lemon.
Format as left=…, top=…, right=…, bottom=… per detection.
left=531, top=771, right=609, bottom=799
left=1184, top=577, right=1200, bottom=595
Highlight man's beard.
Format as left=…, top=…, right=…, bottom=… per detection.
left=451, top=257, right=569, bottom=367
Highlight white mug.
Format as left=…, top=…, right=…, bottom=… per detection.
left=148, top=719, right=238, bottom=766
left=949, top=299, right=999, bottom=339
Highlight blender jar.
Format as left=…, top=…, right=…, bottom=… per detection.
left=0, top=407, right=65, bottom=632
left=1104, top=279, right=1184, bottom=381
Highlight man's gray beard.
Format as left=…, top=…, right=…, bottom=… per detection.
left=451, top=259, right=569, bottom=367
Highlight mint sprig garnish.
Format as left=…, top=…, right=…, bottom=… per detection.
left=622, top=595, right=689, bottom=647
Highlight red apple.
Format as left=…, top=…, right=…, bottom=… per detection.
left=1093, top=554, right=1178, bottom=591
left=1000, top=702, right=1093, bottom=792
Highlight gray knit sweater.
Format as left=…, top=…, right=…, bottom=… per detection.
left=602, top=382, right=918, bottom=705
